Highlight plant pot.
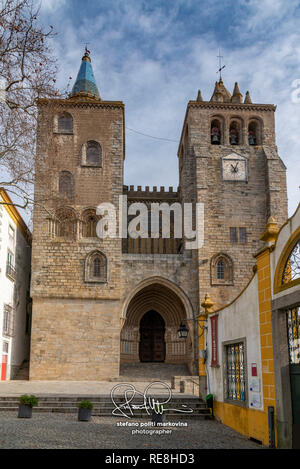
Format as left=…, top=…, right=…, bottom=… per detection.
left=152, top=411, right=163, bottom=426
left=78, top=408, right=92, bottom=422
left=18, top=404, right=33, bottom=418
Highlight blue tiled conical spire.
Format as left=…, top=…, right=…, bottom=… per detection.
left=71, top=48, right=100, bottom=99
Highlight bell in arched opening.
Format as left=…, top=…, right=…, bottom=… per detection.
left=211, top=120, right=221, bottom=144
left=229, top=121, right=240, bottom=145
left=248, top=121, right=259, bottom=145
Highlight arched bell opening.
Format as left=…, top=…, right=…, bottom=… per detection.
left=229, top=120, right=242, bottom=145
left=211, top=119, right=222, bottom=145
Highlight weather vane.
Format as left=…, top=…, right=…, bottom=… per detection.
left=84, top=43, right=91, bottom=55
left=217, top=49, right=225, bottom=81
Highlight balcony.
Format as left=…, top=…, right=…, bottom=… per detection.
left=6, top=263, right=16, bottom=281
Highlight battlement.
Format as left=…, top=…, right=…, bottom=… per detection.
left=123, top=185, right=179, bottom=201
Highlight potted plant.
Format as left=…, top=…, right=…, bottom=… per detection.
left=151, top=403, right=164, bottom=426
left=77, top=400, right=93, bottom=421
left=18, top=394, right=38, bottom=418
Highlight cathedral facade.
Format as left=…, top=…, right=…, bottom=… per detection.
left=29, top=50, right=288, bottom=381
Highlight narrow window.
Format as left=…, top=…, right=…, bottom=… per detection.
left=82, top=210, right=98, bottom=238
left=226, top=342, right=246, bottom=402
left=287, top=307, right=300, bottom=364
left=3, top=305, right=14, bottom=337
left=3, top=309, right=9, bottom=335
left=85, top=251, right=107, bottom=283
left=6, top=251, right=16, bottom=280
left=217, top=260, right=225, bottom=279
left=230, top=227, right=238, bottom=243
left=8, top=226, right=15, bottom=246
left=59, top=171, right=74, bottom=199
left=3, top=341, right=9, bottom=354
left=86, top=216, right=97, bottom=237
left=239, top=227, right=247, bottom=244
left=93, top=257, right=101, bottom=277
left=7, top=250, right=14, bottom=267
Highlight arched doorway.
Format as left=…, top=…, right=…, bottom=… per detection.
left=139, top=310, right=165, bottom=362
left=120, top=278, right=195, bottom=372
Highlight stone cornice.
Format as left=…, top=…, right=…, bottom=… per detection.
left=188, top=100, right=276, bottom=112
left=37, top=97, right=124, bottom=109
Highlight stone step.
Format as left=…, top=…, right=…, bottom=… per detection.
left=0, top=395, right=201, bottom=403
left=0, top=406, right=212, bottom=418
left=115, top=375, right=190, bottom=380
left=0, top=392, right=211, bottom=419
left=118, top=363, right=191, bottom=380
left=13, top=361, right=30, bottom=381
left=0, top=399, right=206, bottom=408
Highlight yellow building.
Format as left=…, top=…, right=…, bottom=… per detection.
left=205, top=203, right=300, bottom=449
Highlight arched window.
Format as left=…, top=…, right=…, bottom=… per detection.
left=274, top=229, right=300, bottom=294
left=55, top=207, right=77, bottom=239
left=248, top=119, right=262, bottom=145
left=56, top=112, right=73, bottom=133
left=282, top=239, right=300, bottom=285
left=58, top=171, right=74, bottom=199
left=82, top=209, right=99, bottom=238
left=229, top=120, right=241, bottom=145
left=85, top=251, right=107, bottom=283
left=81, top=141, right=102, bottom=167
left=211, top=253, right=233, bottom=285
left=211, top=119, right=221, bottom=145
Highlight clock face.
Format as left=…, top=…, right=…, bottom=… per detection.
left=222, top=153, right=248, bottom=181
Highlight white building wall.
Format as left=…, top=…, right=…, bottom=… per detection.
left=0, top=194, right=31, bottom=380
left=207, top=274, right=264, bottom=409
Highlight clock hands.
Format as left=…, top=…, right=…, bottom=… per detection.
left=230, top=163, right=239, bottom=173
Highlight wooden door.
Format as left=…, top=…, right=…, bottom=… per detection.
left=139, top=311, right=165, bottom=362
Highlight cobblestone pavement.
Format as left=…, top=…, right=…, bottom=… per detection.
left=0, top=412, right=264, bottom=449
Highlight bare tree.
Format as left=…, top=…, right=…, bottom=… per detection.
left=0, top=0, right=58, bottom=214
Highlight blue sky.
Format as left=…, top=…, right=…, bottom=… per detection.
left=39, top=0, right=300, bottom=215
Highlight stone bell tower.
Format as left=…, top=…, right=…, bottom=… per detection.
left=178, top=78, right=288, bottom=309
left=30, top=49, right=125, bottom=380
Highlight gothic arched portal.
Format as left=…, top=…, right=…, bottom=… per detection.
left=120, top=278, right=194, bottom=371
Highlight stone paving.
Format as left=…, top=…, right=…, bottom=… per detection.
left=0, top=380, right=265, bottom=449
left=0, top=412, right=264, bottom=449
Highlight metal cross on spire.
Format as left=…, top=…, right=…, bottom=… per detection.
left=217, top=49, right=226, bottom=81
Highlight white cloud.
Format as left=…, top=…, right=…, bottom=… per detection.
left=39, top=0, right=66, bottom=13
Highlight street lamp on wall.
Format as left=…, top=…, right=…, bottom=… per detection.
left=177, top=322, right=189, bottom=339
